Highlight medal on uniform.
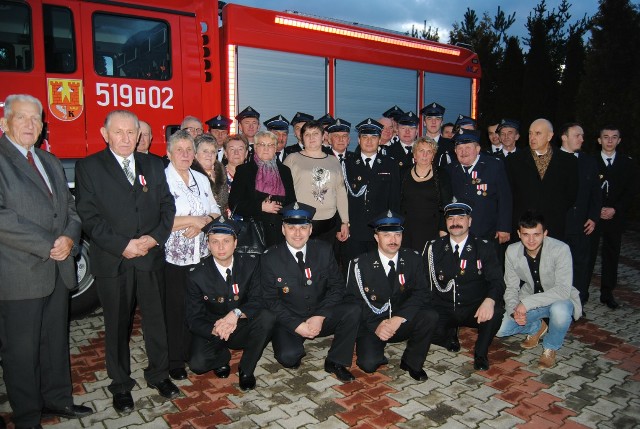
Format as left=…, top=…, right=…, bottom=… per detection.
left=232, top=283, right=239, bottom=300
left=471, top=171, right=478, bottom=184
left=139, top=175, right=148, bottom=192
left=305, top=268, right=312, bottom=285
left=477, top=183, right=487, bottom=196
left=217, top=297, right=224, bottom=303
left=371, top=295, right=377, bottom=301
left=460, top=259, right=467, bottom=275
left=398, top=273, right=405, bottom=291
left=477, top=260, right=482, bottom=275
left=282, top=286, right=289, bottom=294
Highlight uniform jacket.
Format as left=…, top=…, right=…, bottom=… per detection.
left=435, top=136, right=454, bottom=167
left=345, top=248, right=430, bottom=332
left=345, top=148, right=401, bottom=241
left=385, top=140, right=413, bottom=170
left=424, top=234, right=505, bottom=308
left=504, top=236, right=582, bottom=320
left=261, top=239, right=344, bottom=333
left=565, top=152, right=602, bottom=235
left=506, top=148, right=578, bottom=240
left=445, top=153, right=512, bottom=237
left=185, top=253, right=264, bottom=340
left=0, top=136, right=81, bottom=299
left=75, top=148, right=176, bottom=277
left=596, top=152, right=637, bottom=226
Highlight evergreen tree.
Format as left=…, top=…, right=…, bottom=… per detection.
left=494, top=36, right=525, bottom=121
left=555, top=29, right=586, bottom=126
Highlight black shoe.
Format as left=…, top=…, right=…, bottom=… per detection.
left=600, top=297, right=620, bottom=309
left=474, top=356, right=490, bottom=371
left=289, top=358, right=301, bottom=369
left=113, top=391, right=134, bottom=412
left=213, top=365, right=231, bottom=378
left=446, top=336, right=461, bottom=352
left=147, top=379, right=180, bottom=399
left=169, top=368, right=188, bottom=380
left=324, top=360, right=355, bottom=382
left=399, top=360, right=428, bottom=381
left=42, top=404, right=93, bottom=419
left=238, top=368, right=256, bottom=391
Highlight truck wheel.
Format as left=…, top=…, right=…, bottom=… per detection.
left=71, top=238, right=100, bottom=319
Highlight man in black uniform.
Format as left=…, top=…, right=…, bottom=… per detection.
left=346, top=211, right=438, bottom=380
left=186, top=216, right=275, bottom=390
left=284, top=112, right=314, bottom=157
left=420, top=102, right=453, bottom=167
left=263, top=114, right=290, bottom=163
left=205, top=114, right=231, bottom=163
left=424, top=202, right=505, bottom=371
left=344, top=118, right=401, bottom=259
left=385, top=111, right=419, bottom=171
left=327, top=118, right=353, bottom=163
left=261, top=202, right=361, bottom=382
left=588, top=126, right=638, bottom=309
left=382, top=105, right=404, bottom=146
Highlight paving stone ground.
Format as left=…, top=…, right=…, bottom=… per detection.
left=1, top=230, right=639, bottom=428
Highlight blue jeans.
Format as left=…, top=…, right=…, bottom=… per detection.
left=496, top=300, right=574, bottom=350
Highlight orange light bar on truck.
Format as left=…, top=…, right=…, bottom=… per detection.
left=227, top=44, right=237, bottom=133
left=471, top=78, right=478, bottom=119
left=274, top=16, right=461, bottom=57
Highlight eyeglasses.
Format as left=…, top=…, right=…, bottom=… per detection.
left=183, top=127, right=203, bottom=134
left=256, top=142, right=276, bottom=148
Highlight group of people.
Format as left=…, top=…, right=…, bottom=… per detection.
left=0, top=93, right=636, bottom=428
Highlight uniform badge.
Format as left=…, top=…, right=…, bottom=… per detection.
left=477, top=260, right=483, bottom=275
left=139, top=175, right=148, bottom=192
left=306, top=279, right=313, bottom=285
left=438, top=273, right=444, bottom=281
left=459, top=259, right=467, bottom=275
left=233, top=295, right=239, bottom=301
left=217, top=297, right=225, bottom=303
left=204, top=295, right=209, bottom=301
left=277, top=277, right=282, bottom=282
left=357, top=176, right=362, bottom=181
left=399, top=274, right=406, bottom=291
left=399, top=161, right=404, bottom=167
left=282, top=286, right=289, bottom=294
left=377, top=158, right=382, bottom=164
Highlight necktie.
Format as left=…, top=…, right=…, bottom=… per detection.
left=26, top=152, right=51, bottom=195
left=606, top=158, right=613, bottom=167
left=494, top=148, right=501, bottom=153
left=388, top=260, right=396, bottom=287
left=406, top=146, right=412, bottom=155
left=276, top=151, right=281, bottom=162
left=365, top=158, right=372, bottom=169
left=296, top=251, right=305, bottom=272
left=463, top=166, right=471, bottom=175
left=225, top=268, right=232, bottom=288
left=338, top=153, right=344, bottom=163
left=122, top=158, right=135, bottom=185
left=454, top=244, right=460, bottom=259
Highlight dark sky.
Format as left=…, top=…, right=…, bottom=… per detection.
left=226, top=0, right=598, bottom=43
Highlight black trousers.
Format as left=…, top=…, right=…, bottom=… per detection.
left=589, top=218, right=623, bottom=299
left=164, top=262, right=194, bottom=371
left=272, top=302, right=361, bottom=367
left=0, top=272, right=73, bottom=427
left=355, top=308, right=439, bottom=373
left=188, top=309, right=276, bottom=375
left=566, top=231, right=593, bottom=304
left=432, top=301, right=504, bottom=358
left=96, top=268, right=169, bottom=394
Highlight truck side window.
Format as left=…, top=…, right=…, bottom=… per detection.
left=93, top=13, right=171, bottom=80
left=43, top=5, right=76, bottom=74
left=0, top=1, right=32, bottom=71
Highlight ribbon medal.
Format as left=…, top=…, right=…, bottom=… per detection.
left=398, top=273, right=406, bottom=291
left=232, top=283, right=239, bottom=300
left=139, top=175, right=148, bottom=192
left=477, top=260, right=483, bottom=275
left=460, top=259, right=467, bottom=275
left=305, top=268, right=312, bottom=285
left=476, top=183, right=487, bottom=196
left=471, top=171, right=479, bottom=184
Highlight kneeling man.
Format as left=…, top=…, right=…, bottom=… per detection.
left=186, top=216, right=275, bottom=390
left=346, top=211, right=438, bottom=380
left=424, top=202, right=505, bottom=370
left=497, top=211, right=582, bottom=369
left=262, top=202, right=361, bottom=382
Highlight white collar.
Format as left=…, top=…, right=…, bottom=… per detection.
left=378, top=250, right=399, bottom=275
left=286, top=243, right=307, bottom=261
left=214, top=256, right=234, bottom=279
left=449, top=235, right=469, bottom=254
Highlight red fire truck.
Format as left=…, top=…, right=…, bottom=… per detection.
left=0, top=0, right=481, bottom=316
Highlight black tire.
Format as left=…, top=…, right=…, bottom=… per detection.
left=70, top=238, right=100, bottom=319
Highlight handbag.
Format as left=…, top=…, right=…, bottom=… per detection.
left=231, top=207, right=266, bottom=254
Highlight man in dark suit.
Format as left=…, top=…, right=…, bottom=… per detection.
left=75, top=110, right=178, bottom=412
left=445, top=129, right=512, bottom=248
left=424, top=202, right=505, bottom=371
left=588, top=126, right=638, bottom=309
left=327, top=118, right=354, bottom=164
left=264, top=114, right=290, bottom=163
left=496, top=118, right=521, bottom=158
left=0, top=94, right=92, bottom=428
left=559, top=123, right=602, bottom=309
left=506, top=118, right=578, bottom=241
left=420, top=102, right=454, bottom=167
left=284, top=112, right=314, bottom=157
left=261, top=202, right=361, bottom=382
left=346, top=211, right=438, bottom=380
left=186, top=216, right=275, bottom=390
left=344, top=118, right=401, bottom=259
left=385, top=111, right=420, bottom=171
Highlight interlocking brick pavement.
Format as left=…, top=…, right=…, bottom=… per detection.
left=1, top=230, right=640, bottom=428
